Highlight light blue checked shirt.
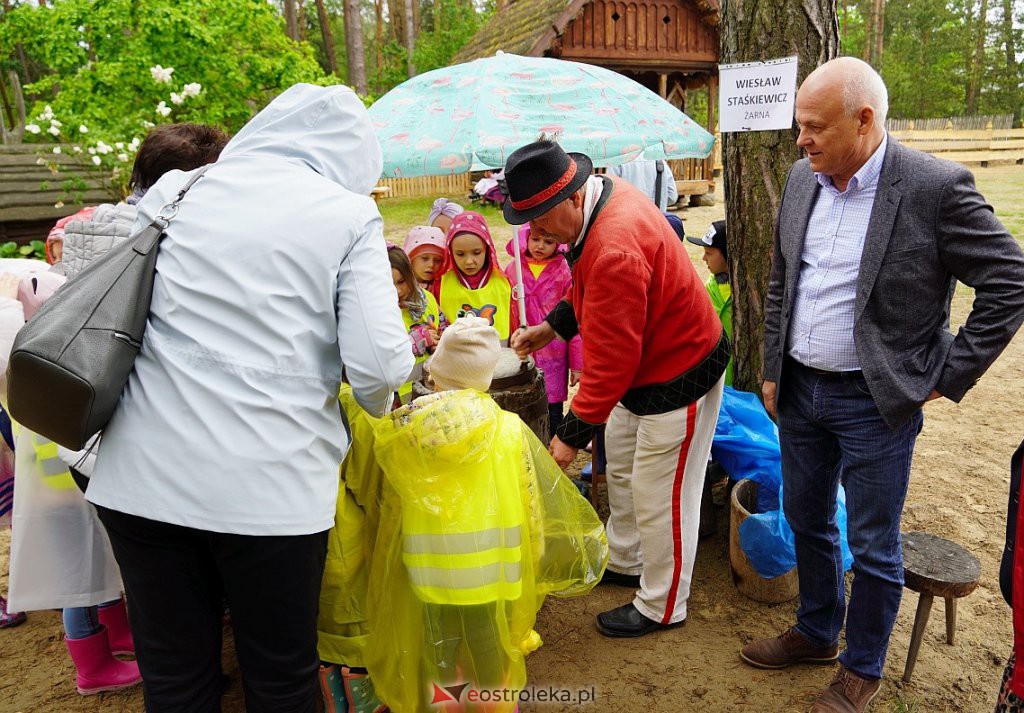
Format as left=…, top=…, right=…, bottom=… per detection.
left=787, top=136, right=888, bottom=372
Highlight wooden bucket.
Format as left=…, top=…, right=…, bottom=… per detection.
left=415, top=348, right=550, bottom=443
left=729, top=479, right=799, bottom=604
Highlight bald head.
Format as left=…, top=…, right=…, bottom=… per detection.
left=795, top=57, right=888, bottom=190
left=803, top=57, right=889, bottom=126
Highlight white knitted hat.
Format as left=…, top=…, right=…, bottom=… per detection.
left=430, top=316, right=500, bottom=392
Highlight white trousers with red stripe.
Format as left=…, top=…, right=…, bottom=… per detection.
left=603, top=377, right=723, bottom=625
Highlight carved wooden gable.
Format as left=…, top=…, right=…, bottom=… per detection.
left=554, top=0, right=717, bottom=68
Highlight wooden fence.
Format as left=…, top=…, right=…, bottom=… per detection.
left=375, top=141, right=725, bottom=201
left=889, top=126, right=1024, bottom=165
left=887, top=114, right=1014, bottom=132
left=377, top=173, right=470, bottom=200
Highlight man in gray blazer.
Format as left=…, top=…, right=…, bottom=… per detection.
left=740, top=57, right=1024, bottom=712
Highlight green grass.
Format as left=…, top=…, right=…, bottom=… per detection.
left=972, top=164, right=1024, bottom=243
left=889, top=690, right=921, bottom=713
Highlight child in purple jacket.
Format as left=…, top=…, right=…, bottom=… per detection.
left=504, top=226, right=583, bottom=436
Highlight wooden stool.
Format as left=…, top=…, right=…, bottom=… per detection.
left=900, top=531, right=981, bottom=683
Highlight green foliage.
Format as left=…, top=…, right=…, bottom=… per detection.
left=839, top=0, right=1023, bottom=121
left=371, top=40, right=413, bottom=96
left=3, top=0, right=329, bottom=141
left=0, top=240, right=46, bottom=260
left=412, top=0, right=491, bottom=76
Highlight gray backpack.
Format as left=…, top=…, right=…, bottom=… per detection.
left=6, top=168, right=208, bottom=450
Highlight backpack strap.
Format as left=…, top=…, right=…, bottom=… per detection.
left=654, top=160, right=664, bottom=206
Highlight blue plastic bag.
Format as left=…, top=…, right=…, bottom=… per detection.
left=713, top=386, right=853, bottom=579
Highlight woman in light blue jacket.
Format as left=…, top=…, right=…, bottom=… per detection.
left=85, top=84, right=413, bottom=713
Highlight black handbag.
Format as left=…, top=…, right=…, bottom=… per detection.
left=6, top=167, right=209, bottom=449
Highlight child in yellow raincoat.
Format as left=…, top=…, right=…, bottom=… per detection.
left=317, top=382, right=391, bottom=713
left=365, top=316, right=609, bottom=713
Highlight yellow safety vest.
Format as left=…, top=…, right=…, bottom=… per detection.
left=439, top=271, right=511, bottom=342
left=13, top=424, right=76, bottom=491
left=376, top=391, right=526, bottom=606
left=398, top=290, right=444, bottom=403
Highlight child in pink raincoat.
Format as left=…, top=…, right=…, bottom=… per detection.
left=504, top=226, right=582, bottom=436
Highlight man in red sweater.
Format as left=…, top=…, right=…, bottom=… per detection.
left=507, top=141, right=728, bottom=637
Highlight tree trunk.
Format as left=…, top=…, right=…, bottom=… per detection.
left=315, top=0, right=339, bottom=75
left=344, top=0, right=368, bottom=94
left=297, top=0, right=308, bottom=41
left=405, top=0, right=416, bottom=77
left=388, top=0, right=406, bottom=44
left=861, top=0, right=873, bottom=63
left=374, top=0, right=385, bottom=79
left=720, top=0, right=839, bottom=393
left=284, top=0, right=300, bottom=40
left=872, top=0, right=885, bottom=68
left=966, top=0, right=989, bottom=114
left=1002, top=0, right=1020, bottom=125
left=862, top=0, right=884, bottom=67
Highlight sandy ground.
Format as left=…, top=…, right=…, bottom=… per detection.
left=1, top=165, right=1022, bottom=712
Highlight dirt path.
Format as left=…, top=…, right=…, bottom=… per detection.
left=1, top=166, right=1021, bottom=713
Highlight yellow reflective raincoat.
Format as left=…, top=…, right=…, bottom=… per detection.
left=317, top=385, right=392, bottom=667
left=366, top=389, right=608, bottom=713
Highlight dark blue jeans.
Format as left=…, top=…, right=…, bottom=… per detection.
left=778, top=358, right=923, bottom=680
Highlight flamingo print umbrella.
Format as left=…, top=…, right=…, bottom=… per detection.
left=368, top=52, right=715, bottom=178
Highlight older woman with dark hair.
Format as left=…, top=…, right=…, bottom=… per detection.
left=60, top=123, right=230, bottom=280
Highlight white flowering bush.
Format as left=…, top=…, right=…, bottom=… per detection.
left=3, top=0, right=326, bottom=140
left=31, top=64, right=210, bottom=203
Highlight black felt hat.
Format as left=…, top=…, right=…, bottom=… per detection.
left=502, top=140, right=593, bottom=225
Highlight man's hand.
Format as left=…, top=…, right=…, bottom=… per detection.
left=569, top=369, right=582, bottom=387
left=762, top=380, right=778, bottom=419
left=925, top=389, right=943, bottom=402
left=511, top=321, right=556, bottom=359
left=549, top=435, right=578, bottom=469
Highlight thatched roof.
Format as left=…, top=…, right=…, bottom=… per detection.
left=453, top=0, right=719, bottom=64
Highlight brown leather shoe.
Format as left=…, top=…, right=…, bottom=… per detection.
left=739, top=627, right=840, bottom=669
left=809, top=666, right=881, bottom=712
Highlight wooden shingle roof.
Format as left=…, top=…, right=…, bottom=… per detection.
left=453, top=0, right=719, bottom=64
left=0, top=144, right=119, bottom=242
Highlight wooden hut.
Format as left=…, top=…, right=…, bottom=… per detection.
left=453, top=0, right=720, bottom=202
left=0, top=144, right=117, bottom=243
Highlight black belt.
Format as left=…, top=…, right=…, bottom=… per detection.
left=620, top=331, right=731, bottom=416
left=554, top=331, right=731, bottom=450
left=786, top=356, right=863, bottom=381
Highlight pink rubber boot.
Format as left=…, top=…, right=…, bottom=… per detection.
left=97, top=599, right=135, bottom=656
left=65, top=626, right=143, bottom=695
left=0, top=594, right=26, bottom=628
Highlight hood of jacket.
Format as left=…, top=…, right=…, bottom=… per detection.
left=220, top=83, right=382, bottom=196
left=377, top=390, right=502, bottom=468
left=437, top=210, right=504, bottom=286
left=505, top=224, right=568, bottom=260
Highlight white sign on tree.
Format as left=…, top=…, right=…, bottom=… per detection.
left=718, top=56, right=799, bottom=133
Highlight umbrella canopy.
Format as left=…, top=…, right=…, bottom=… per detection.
left=369, top=52, right=715, bottom=178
